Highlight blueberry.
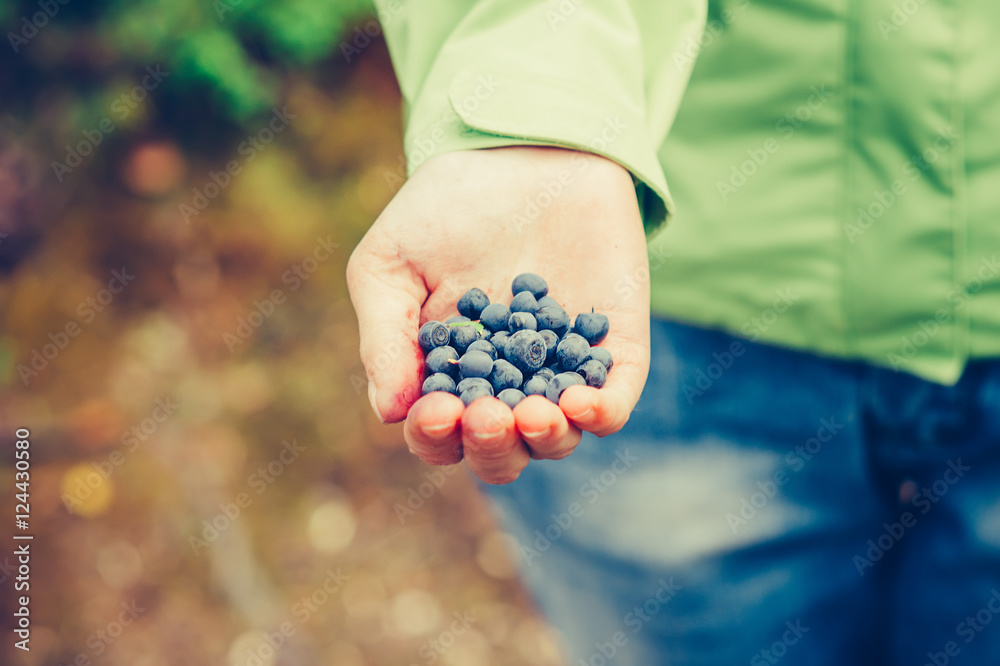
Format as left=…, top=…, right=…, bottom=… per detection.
left=537, top=295, right=560, bottom=309
left=511, top=273, right=548, bottom=299
left=538, top=329, right=559, bottom=365
left=418, top=279, right=611, bottom=405
left=489, top=359, right=523, bottom=393
left=522, top=376, right=549, bottom=396
left=480, top=302, right=512, bottom=333
left=457, top=288, right=490, bottom=320
left=535, top=305, right=570, bottom=337
left=504, top=330, right=548, bottom=374
left=573, top=312, right=610, bottom=345
left=422, top=373, right=457, bottom=395
left=532, top=367, right=556, bottom=382
left=489, top=331, right=510, bottom=358
left=545, top=372, right=585, bottom=404
left=467, top=339, right=497, bottom=361
left=418, top=321, right=451, bottom=351
left=576, top=359, right=607, bottom=388
left=425, top=346, right=459, bottom=377
left=450, top=322, right=483, bottom=353
left=458, top=350, right=494, bottom=379
left=460, top=384, right=494, bottom=406
left=510, top=291, right=539, bottom=314
left=508, top=311, right=537, bottom=332
left=588, top=346, right=614, bottom=371
left=457, top=377, right=493, bottom=395
left=556, top=333, right=591, bottom=372
left=497, top=388, right=526, bottom=409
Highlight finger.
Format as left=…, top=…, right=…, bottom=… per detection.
left=461, top=397, right=530, bottom=484
left=513, top=395, right=582, bottom=460
left=403, top=392, right=466, bottom=466
left=560, top=362, right=646, bottom=438
left=346, top=235, right=428, bottom=423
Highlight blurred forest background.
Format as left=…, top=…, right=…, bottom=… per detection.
left=0, top=1, right=565, bottom=664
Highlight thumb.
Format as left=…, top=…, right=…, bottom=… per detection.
left=346, top=242, right=427, bottom=423
left=558, top=318, right=650, bottom=437
left=559, top=359, right=645, bottom=437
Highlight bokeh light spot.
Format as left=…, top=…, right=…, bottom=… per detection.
left=61, top=463, right=115, bottom=518
left=306, top=499, right=357, bottom=554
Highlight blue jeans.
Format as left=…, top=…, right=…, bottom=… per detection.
left=482, top=317, right=1000, bottom=666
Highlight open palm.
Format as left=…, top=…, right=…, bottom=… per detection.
left=347, top=147, right=650, bottom=483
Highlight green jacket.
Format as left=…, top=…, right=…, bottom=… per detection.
left=375, top=0, right=1000, bottom=385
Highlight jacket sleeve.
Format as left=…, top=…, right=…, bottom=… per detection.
left=372, top=0, right=706, bottom=233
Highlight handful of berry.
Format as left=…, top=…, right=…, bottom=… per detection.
left=419, top=273, right=613, bottom=409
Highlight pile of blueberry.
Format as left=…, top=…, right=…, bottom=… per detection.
left=419, top=273, right=613, bottom=409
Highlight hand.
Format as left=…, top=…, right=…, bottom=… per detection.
left=346, top=147, right=650, bottom=483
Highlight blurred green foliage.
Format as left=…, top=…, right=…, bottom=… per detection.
left=3, top=0, right=372, bottom=126
left=105, top=0, right=371, bottom=117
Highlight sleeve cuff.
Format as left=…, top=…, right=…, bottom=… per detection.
left=402, top=65, right=673, bottom=235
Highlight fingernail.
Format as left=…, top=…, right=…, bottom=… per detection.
left=420, top=423, right=453, bottom=437
left=471, top=430, right=504, bottom=443
left=567, top=407, right=594, bottom=422
left=368, top=382, right=385, bottom=423
left=520, top=427, right=550, bottom=439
